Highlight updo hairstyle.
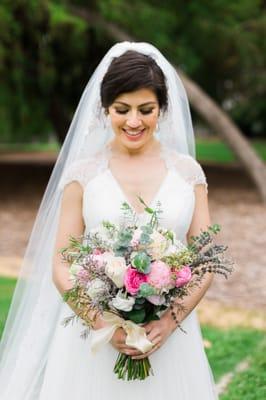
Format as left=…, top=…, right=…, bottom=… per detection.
left=100, top=50, right=168, bottom=112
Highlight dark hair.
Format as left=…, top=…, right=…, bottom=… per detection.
left=100, top=50, right=168, bottom=112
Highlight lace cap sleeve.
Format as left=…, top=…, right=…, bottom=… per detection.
left=59, top=157, right=101, bottom=191
left=164, top=149, right=208, bottom=191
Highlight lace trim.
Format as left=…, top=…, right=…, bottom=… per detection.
left=160, top=146, right=208, bottom=190
left=59, top=144, right=207, bottom=192
left=59, top=151, right=109, bottom=191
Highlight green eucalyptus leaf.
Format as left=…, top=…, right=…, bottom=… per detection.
left=132, top=251, right=151, bottom=273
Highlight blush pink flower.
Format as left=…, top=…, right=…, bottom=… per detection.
left=146, top=261, right=171, bottom=290
left=90, top=253, right=106, bottom=268
left=92, top=248, right=103, bottom=255
left=175, top=266, right=192, bottom=288
left=124, top=267, right=148, bottom=295
left=77, top=269, right=90, bottom=285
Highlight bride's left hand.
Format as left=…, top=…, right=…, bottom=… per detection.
left=129, top=314, right=176, bottom=360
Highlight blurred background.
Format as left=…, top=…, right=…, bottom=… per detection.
left=0, top=1, right=265, bottom=398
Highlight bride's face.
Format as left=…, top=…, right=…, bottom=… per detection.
left=107, top=88, right=160, bottom=150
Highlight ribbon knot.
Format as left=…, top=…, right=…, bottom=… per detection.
left=90, top=311, right=153, bottom=354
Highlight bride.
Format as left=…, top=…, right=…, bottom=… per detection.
left=0, top=42, right=218, bottom=399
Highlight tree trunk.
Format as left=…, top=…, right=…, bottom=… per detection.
left=69, top=6, right=266, bottom=202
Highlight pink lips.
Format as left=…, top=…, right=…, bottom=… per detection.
left=123, top=128, right=145, bottom=141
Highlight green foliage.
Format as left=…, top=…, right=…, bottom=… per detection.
left=0, top=0, right=265, bottom=142
left=132, top=251, right=151, bottom=274
left=99, top=0, right=266, bottom=137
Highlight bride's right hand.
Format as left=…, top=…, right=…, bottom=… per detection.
left=110, top=328, right=144, bottom=356
left=110, top=327, right=128, bottom=352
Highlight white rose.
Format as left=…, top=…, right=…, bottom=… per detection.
left=69, top=262, right=82, bottom=279
left=148, top=231, right=169, bottom=260
left=87, top=278, right=106, bottom=300
left=104, top=255, right=127, bottom=288
left=89, top=225, right=114, bottom=245
left=111, top=291, right=135, bottom=311
left=130, top=228, right=142, bottom=246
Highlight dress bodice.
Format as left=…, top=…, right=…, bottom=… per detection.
left=59, top=145, right=207, bottom=243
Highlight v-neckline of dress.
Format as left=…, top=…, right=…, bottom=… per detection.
left=104, top=143, right=171, bottom=216
left=107, top=168, right=170, bottom=216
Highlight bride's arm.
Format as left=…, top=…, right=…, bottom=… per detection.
left=52, top=182, right=105, bottom=330
left=130, top=184, right=214, bottom=359
left=52, top=182, right=134, bottom=353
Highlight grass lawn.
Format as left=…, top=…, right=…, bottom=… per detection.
left=196, top=138, right=266, bottom=163
left=0, top=277, right=265, bottom=398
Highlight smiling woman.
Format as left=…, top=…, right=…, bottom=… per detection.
left=0, top=42, right=217, bottom=400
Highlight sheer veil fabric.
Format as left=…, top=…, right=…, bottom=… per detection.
left=0, top=42, right=216, bottom=399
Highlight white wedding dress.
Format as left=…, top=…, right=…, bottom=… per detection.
left=4, top=146, right=218, bottom=399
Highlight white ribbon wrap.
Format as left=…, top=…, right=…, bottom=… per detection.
left=90, top=312, right=153, bottom=354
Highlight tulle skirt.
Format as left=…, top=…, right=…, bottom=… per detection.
left=35, top=303, right=218, bottom=400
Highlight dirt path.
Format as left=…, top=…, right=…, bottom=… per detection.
left=0, top=156, right=265, bottom=316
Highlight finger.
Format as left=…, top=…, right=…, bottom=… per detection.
left=131, top=340, right=161, bottom=360
left=147, top=331, right=161, bottom=343
left=132, top=346, right=159, bottom=360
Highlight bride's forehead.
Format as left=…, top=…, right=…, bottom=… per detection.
left=112, top=88, right=158, bottom=105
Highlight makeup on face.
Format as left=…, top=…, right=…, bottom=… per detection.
left=108, top=88, right=160, bottom=150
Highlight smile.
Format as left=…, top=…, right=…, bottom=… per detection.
left=123, top=128, right=146, bottom=140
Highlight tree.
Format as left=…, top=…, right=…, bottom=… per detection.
left=69, top=4, right=266, bottom=202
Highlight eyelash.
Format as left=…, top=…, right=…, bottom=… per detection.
left=115, top=109, right=154, bottom=115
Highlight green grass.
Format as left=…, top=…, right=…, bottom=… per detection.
left=0, top=277, right=17, bottom=337
left=201, top=325, right=264, bottom=381
left=220, top=336, right=266, bottom=400
left=196, top=138, right=266, bottom=163
left=0, top=277, right=265, bottom=398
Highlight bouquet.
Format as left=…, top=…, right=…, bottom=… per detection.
left=61, top=198, right=233, bottom=380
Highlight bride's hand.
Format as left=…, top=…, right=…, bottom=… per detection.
left=110, top=327, right=140, bottom=355
left=131, top=315, right=176, bottom=360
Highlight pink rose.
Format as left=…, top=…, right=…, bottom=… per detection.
left=147, top=261, right=172, bottom=290
left=147, top=295, right=166, bottom=305
left=175, top=266, right=192, bottom=288
left=90, top=251, right=113, bottom=269
left=92, top=248, right=103, bottom=255
left=124, top=267, right=147, bottom=295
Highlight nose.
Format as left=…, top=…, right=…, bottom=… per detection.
left=126, top=112, right=142, bottom=128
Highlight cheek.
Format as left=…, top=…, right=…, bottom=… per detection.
left=109, top=114, right=125, bottom=129
left=144, top=114, right=159, bottom=128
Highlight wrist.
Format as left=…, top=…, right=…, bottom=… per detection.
left=161, top=310, right=179, bottom=333
left=91, top=314, right=105, bottom=330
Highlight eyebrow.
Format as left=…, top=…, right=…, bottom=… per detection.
left=113, top=101, right=157, bottom=107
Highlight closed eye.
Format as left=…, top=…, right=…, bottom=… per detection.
left=140, top=109, right=154, bottom=115
left=115, top=109, right=128, bottom=114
